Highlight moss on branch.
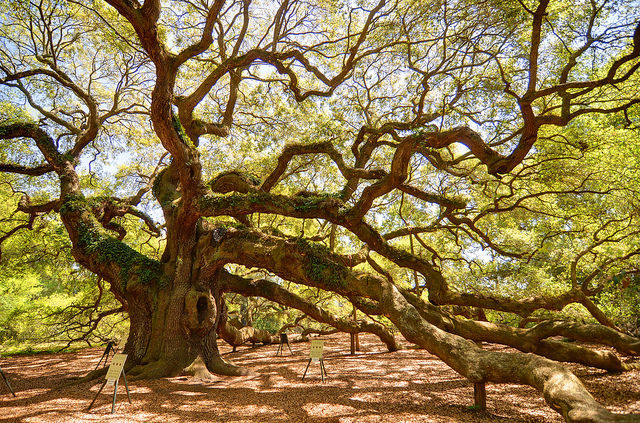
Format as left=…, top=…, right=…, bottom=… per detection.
left=198, top=191, right=345, bottom=216
left=172, top=113, right=194, bottom=148
left=295, top=238, right=348, bottom=290
left=77, top=222, right=164, bottom=290
left=59, top=194, right=92, bottom=215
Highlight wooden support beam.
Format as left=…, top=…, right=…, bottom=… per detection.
left=474, top=382, right=486, bottom=410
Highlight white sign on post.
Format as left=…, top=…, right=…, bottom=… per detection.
left=105, top=354, right=127, bottom=386
left=309, top=340, right=324, bottom=362
left=88, top=353, right=132, bottom=413
left=302, top=339, right=327, bottom=382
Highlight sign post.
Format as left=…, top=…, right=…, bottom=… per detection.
left=0, top=364, right=16, bottom=397
left=275, top=333, right=293, bottom=356
left=88, top=353, right=131, bottom=413
left=474, top=382, right=487, bottom=410
left=94, top=340, right=118, bottom=371
left=302, top=339, right=327, bottom=382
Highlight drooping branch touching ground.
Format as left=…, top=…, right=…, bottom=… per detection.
left=217, top=320, right=279, bottom=348
left=205, top=227, right=640, bottom=422
left=399, top=290, right=631, bottom=372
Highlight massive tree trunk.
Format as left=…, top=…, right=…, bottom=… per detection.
left=56, top=163, right=245, bottom=379
left=70, top=236, right=245, bottom=378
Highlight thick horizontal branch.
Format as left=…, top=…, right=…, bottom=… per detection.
left=0, top=162, right=53, bottom=176
left=421, top=127, right=508, bottom=174
left=217, top=319, right=279, bottom=347
left=0, top=122, right=66, bottom=172
left=198, top=192, right=583, bottom=314
left=17, top=196, right=62, bottom=214
left=398, top=184, right=466, bottom=210
left=400, top=291, right=631, bottom=372
left=201, top=227, right=636, bottom=421
left=219, top=270, right=398, bottom=351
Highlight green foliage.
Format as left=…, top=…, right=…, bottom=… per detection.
left=597, top=275, right=640, bottom=334
left=252, top=311, right=284, bottom=334
left=59, top=194, right=91, bottom=215
left=0, top=191, right=127, bottom=350
left=0, top=273, right=45, bottom=343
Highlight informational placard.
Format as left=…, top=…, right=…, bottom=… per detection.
left=309, top=339, right=324, bottom=361
left=88, top=353, right=132, bottom=413
left=302, top=339, right=327, bottom=382
left=105, top=354, right=127, bottom=386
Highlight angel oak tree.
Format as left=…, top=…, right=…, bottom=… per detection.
left=1, top=0, right=640, bottom=421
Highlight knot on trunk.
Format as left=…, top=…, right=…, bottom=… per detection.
left=183, top=289, right=217, bottom=336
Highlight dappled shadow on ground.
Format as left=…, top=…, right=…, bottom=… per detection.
left=1, top=334, right=638, bottom=422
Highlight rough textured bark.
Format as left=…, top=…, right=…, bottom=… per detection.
left=217, top=320, right=279, bottom=347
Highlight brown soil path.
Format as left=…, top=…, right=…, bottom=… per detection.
left=1, top=333, right=639, bottom=422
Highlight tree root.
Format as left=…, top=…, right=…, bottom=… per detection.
left=205, top=353, right=255, bottom=376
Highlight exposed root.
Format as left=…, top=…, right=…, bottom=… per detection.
left=206, top=353, right=254, bottom=376
left=184, top=356, right=218, bottom=381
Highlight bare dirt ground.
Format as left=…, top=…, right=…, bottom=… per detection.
left=1, top=333, right=639, bottom=422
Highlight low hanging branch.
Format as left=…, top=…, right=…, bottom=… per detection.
left=205, top=227, right=639, bottom=422
left=217, top=319, right=279, bottom=348
left=219, top=270, right=398, bottom=351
